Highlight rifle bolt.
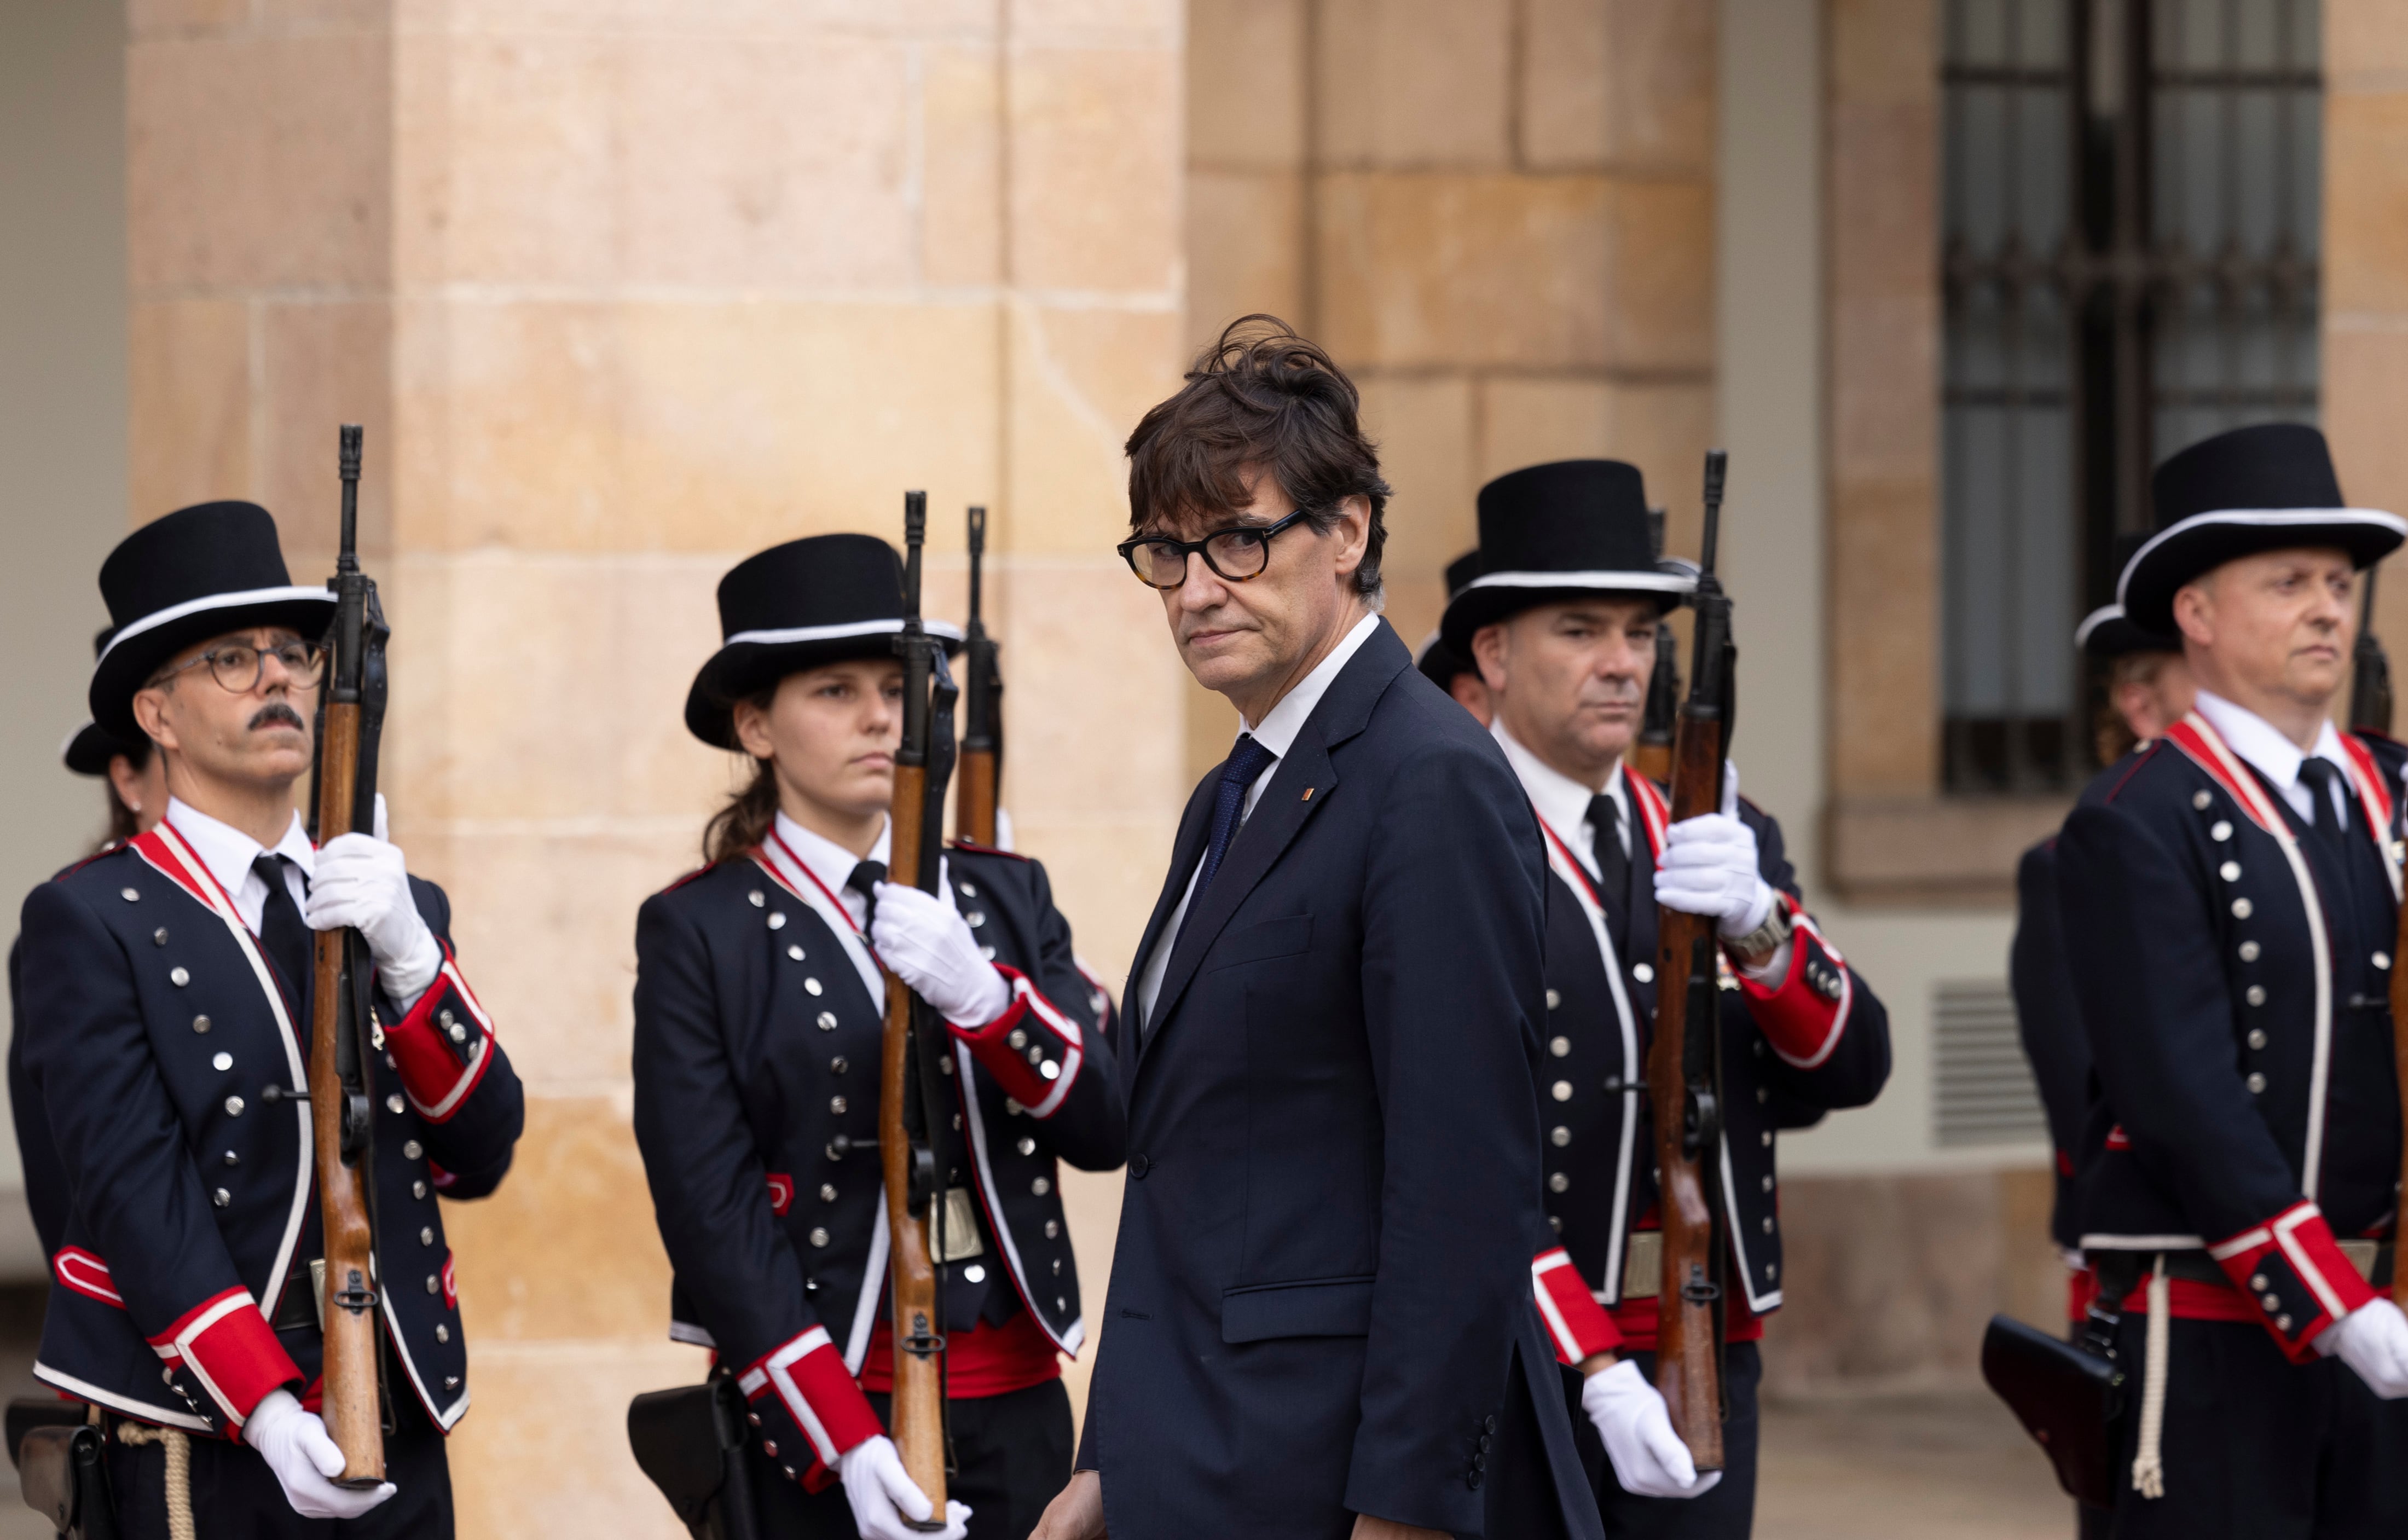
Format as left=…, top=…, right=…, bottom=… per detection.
left=1633, top=963, right=1655, bottom=984
left=153, top=929, right=168, bottom=946
left=404, top=1140, right=423, bottom=1160
left=829, top=1057, right=848, bottom=1074
left=212, top=1052, right=232, bottom=1072
left=808, top=1229, right=830, bottom=1248
left=804, top=978, right=824, bottom=997
left=829, top=1096, right=848, bottom=1115
left=422, top=1227, right=435, bottom=1246
left=749, top=891, right=765, bottom=907
left=768, top=912, right=786, bottom=930
left=1551, top=1127, right=1570, bottom=1147
left=170, top=968, right=190, bottom=987
left=1032, top=1177, right=1051, bottom=1196
left=436, top=1325, right=449, bottom=1343
left=213, top=1189, right=229, bottom=1207
left=414, top=1180, right=428, bottom=1199
left=224, top=1096, right=244, bottom=1117
left=1548, top=1173, right=1568, bottom=1192
left=388, top=1094, right=406, bottom=1115
left=193, top=1015, right=211, bottom=1034
left=1549, top=1037, right=1570, bottom=1057
left=788, top=945, right=806, bottom=962
left=1551, top=1081, right=1572, bottom=1102
left=817, top=1011, right=838, bottom=1032
left=1017, top=1137, right=1037, bottom=1156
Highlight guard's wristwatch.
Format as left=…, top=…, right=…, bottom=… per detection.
left=1721, top=901, right=1791, bottom=968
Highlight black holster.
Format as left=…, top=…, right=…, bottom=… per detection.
left=628, top=1373, right=759, bottom=1540
left=1981, top=1252, right=2137, bottom=1509
left=8, top=1400, right=115, bottom=1540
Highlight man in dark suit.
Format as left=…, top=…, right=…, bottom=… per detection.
left=1032, top=316, right=1594, bottom=1540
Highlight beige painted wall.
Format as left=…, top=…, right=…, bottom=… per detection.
left=0, top=1, right=130, bottom=1275
left=122, top=4, right=1186, bottom=1532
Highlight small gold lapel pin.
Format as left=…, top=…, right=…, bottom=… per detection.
left=1302, top=788, right=1315, bottom=801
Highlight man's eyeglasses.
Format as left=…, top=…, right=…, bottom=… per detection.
left=150, top=640, right=326, bottom=696
left=1116, top=507, right=1316, bottom=590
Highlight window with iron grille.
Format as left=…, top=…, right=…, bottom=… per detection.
left=1940, top=0, right=2320, bottom=793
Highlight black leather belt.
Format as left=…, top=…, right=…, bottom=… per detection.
left=2092, top=1242, right=2394, bottom=1293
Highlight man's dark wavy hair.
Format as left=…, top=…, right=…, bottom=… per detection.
left=1124, top=315, right=1391, bottom=601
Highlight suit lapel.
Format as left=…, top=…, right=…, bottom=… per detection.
left=1126, top=774, right=1218, bottom=1050
left=1139, top=728, right=1340, bottom=1066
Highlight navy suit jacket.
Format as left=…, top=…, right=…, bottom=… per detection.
left=1079, top=621, right=1584, bottom=1539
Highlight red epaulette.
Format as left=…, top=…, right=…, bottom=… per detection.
left=947, top=839, right=1030, bottom=864
left=2100, top=739, right=2163, bottom=804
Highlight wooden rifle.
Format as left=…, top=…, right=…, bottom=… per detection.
left=957, top=506, right=1003, bottom=848
left=1631, top=506, right=1680, bottom=784
left=305, top=425, right=390, bottom=1485
left=1647, top=450, right=1734, bottom=1470
left=880, top=493, right=959, bottom=1526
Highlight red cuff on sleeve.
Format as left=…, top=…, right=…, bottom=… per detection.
left=385, top=949, right=496, bottom=1124
left=946, top=965, right=1084, bottom=1118
left=2207, top=1201, right=2379, bottom=1363
left=147, top=1286, right=302, bottom=1429
left=1531, top=1248, right=1623, bottom=1363
left=738, top=1327, right=883, bottom=1475
left=1736, top=899, right=1851, bottom=1069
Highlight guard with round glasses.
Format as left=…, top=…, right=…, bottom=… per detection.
left=1448, top=459, right=1891, bottom=1540
left=14, top=501, right=525, bottom=1536
left=2055, top=424, right=2408, bottom=1537
left=632, top=533, right=1123, bottom=1540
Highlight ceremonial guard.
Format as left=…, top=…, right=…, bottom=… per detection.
left=1444, top=460, right=1892, bottom=1537
left=1413, top=551, right=1491, bottom=726
left=15, top=501, right=524, bottom=1533
left=2057, top=424, right=2408, bottom=1536
left=633, top=534, right=1121, bottom=1540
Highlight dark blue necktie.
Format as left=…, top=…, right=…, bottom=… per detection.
left=1195, top=734, right=1278, bottom=899
left=2299, top=759, right=2349, bottom=853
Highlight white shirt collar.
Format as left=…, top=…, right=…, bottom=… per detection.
left=1240, top=612, right=1382, bottom=762
left=1489, top=721, right=1626, bottom=878
left=165, top=796, right=314, bottom=898
left=772, top=810, right=891, bottom=927
left=2190, top=689, right=2354, bottom=824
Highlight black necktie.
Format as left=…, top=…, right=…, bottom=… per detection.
left=1587, top=793, right=1631, bottom=941
left=2299, top=759, right=2349, bottom=853
left=252, top=854, right=314, bottom=1015
left=1196, top=734, right=1279, bottom=899
left=846, top=860, right=887, bottom=931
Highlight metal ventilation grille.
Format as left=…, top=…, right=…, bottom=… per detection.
left=1935, top=979, right=2048, bottom=1147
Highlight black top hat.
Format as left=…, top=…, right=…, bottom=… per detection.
left=89, top=503, right=338, bottom=743
left=1440, top=461, right=1695, bottom=656
left=2075, top=534, right=2182, bottom=661
left=64, top=627, right=152, bottom=777
left=685, top=534, right=963, bottom=750
left=1414, top=550, right=1486, bottom=689
left=2117, top=424, right=2405, bottom=633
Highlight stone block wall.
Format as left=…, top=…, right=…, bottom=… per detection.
left=1185, top=0, right=1718, bottom=780
left=123, top=3, right=1188, bottom=1533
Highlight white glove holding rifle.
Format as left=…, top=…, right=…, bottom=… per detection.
left=305, top=793, right=444, bottom=1009
left=1581, top=1358, right=1722, bottom=1500
left=838, top=1434, right=971, bottom=1540
left=872, top=860, right=1011, bottom=1027
left=243, top=1388, right=395, bottom=1519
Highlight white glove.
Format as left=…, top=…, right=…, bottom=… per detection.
left=2316, top=1298, right=2408, bottom=1398
left=838, top=1434, right=971, bottom=1540
left=241, top=1388, right=396, bottom=1520
left=306, top=825, right=443, bottom=1008
left=1581, top=1359, right=1722, bottom=1500
left=872, top=872, right=1010, bottom=1028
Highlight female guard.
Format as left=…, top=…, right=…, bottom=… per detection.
left=633, top=534, right=1125, bottom=1540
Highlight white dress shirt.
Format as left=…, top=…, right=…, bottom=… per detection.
left=1490, top=720, right=1628, bottom=881
left=164, top=797, right=315, bottom=935
left=1135, top=611, right=1383, bottom=1029
left=2191, top=690, right=2354, bottom=827
left=765, top=810, right=891, bottom=1005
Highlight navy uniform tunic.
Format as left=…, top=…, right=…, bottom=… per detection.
left=14, top=818, right=522, bottom=1438
left=632, top=829, right=1121, bottom=1482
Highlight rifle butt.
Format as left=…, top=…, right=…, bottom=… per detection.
left=309, top=703, right=385, bottom=1484
left=878, top=765, right=948, bottom=1515
left=957, top=755, right=998, bottom=848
